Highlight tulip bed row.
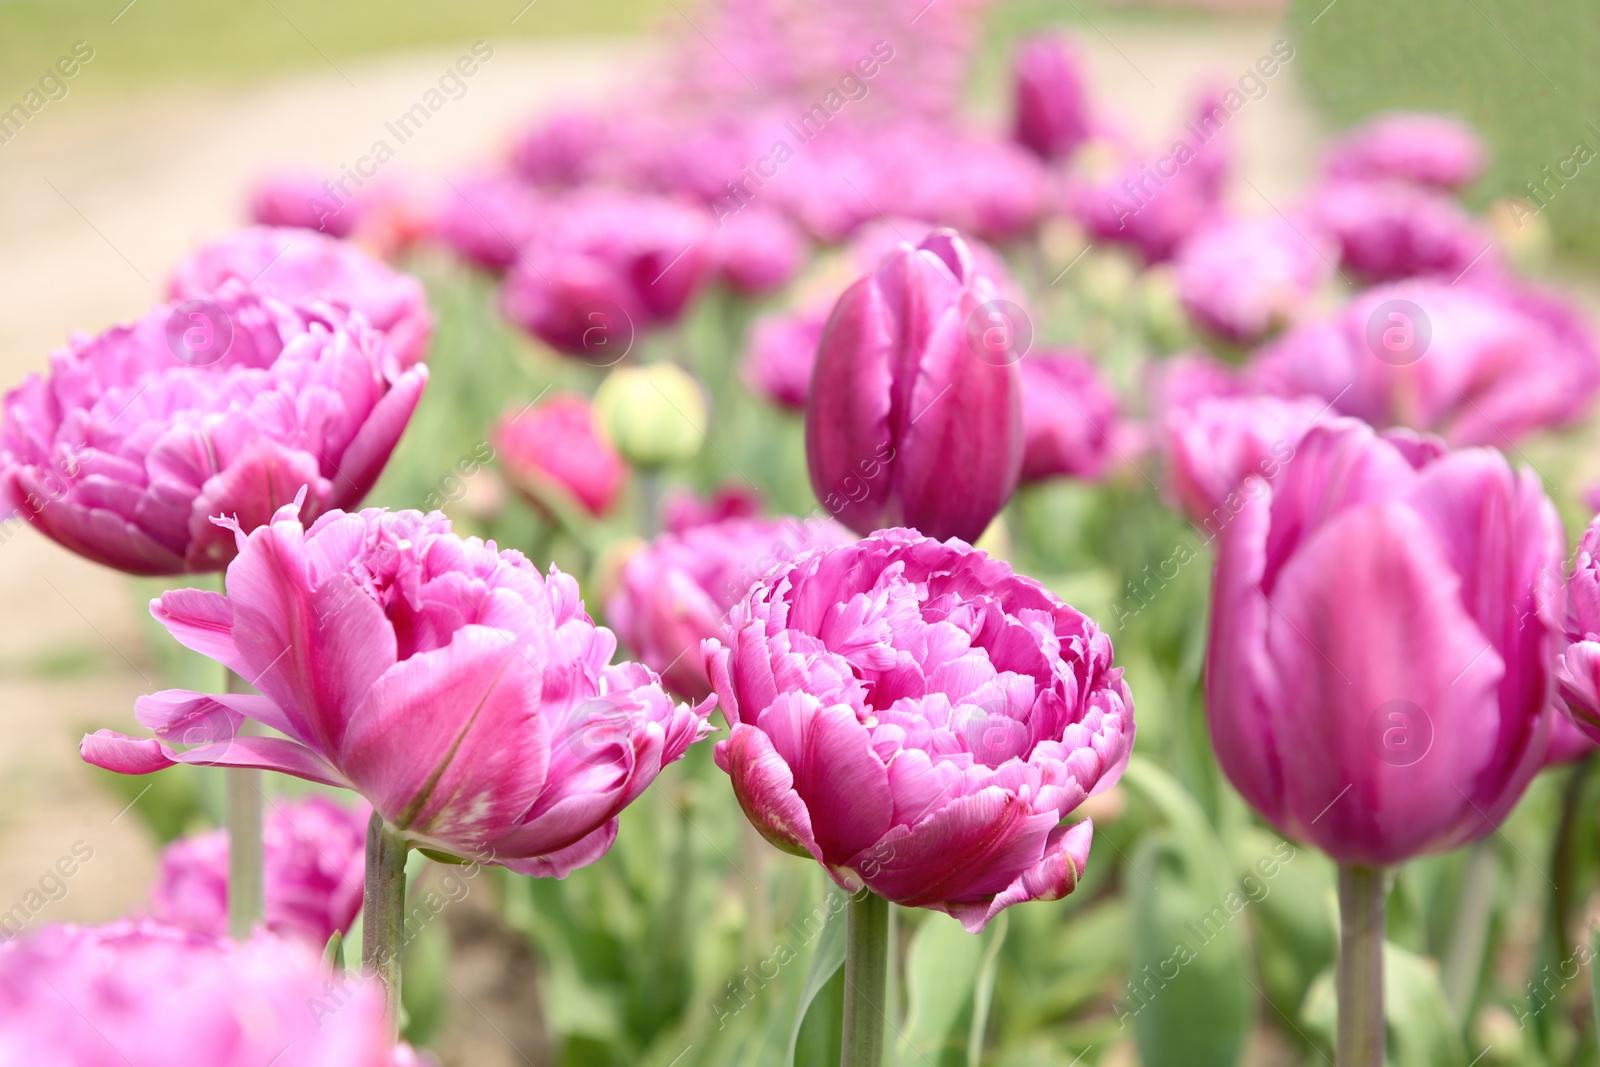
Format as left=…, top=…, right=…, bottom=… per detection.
left=2, top=3, right=1600, bottom=1066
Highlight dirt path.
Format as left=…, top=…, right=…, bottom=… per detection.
left=0, top=19, right=1309, bottom=1065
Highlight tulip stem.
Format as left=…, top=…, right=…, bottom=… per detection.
left=362, top=812, right=409, bottom=1038
left=841, top=890, right=890, bottom=1067
left=223, top=667, right=263, bottom=940
left=1336, top=864, right=1386, bottom=1067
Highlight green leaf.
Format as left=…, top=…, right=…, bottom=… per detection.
left=898, top=912, right=987, bottom=1065
left=1127, top=832, right=1252, bottom=1067
left=968, top=912, right=1009, bottom=1067
left=321, top=929, right=345, bottom=975
left=788, top=891, right=849, bottom=1067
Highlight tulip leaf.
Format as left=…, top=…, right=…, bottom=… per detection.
left=1127, top=831, right=1252, bottom=1067
left=968, top=911, right=1009, bottom=1067
left=787, top=890, right=848, bottom=1067
left=897, top=912, right=987, bottom=1064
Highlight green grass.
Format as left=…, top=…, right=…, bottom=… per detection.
left=0, top=0, right=670, bottom=99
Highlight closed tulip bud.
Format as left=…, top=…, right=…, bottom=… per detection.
left=493, top=393, right=626, bottom=518
left=594, top=363, right=707, bottom=470
left=805, top=229, right=1024, bottom=542
left=1206, top=418, right=1562, bottom=867
left=1012, top=35, right=1091, bottom=162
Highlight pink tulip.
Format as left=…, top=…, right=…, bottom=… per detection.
left=609, top=515, right=853, bottom=699
left=1206, top=418, right=1562, bottom=866
left=170, top=226, right=434, bottom=370
left=1012, top=34, right=1091, bottom=162
left=436, top=172, right=546, bottom=272
left=1324, top=112, right=1485, bottom=191
left=892, top=124, right=1046, bottom=242
left=492, top=394, right=626, bottom=518
left=1161, top=392, right=1330, bottom=525
left=1248, top=278, right=1600, bottom=447
left=707, top=204, right=808, bottom=295
left=500, top=189, right=712, bottom=357
left=0, top=287, right=426, bottom=575
left=510, top=108, right=623, bottom=188
left=662, top=482, right=764, bottom=534
left=150, top=795, right=366, bottom=945
left=249, top=172, right=361, bottom=238
left=705, top=529, right=1134, bottom=932
left=1174, top=215, right=1332, bottom=343
left=1018, top=352, right=1119, bottom=484
left=1308, top=179, right=1497, bottom=285
left=1558, top=517, right=1600, bottom=742
left=0, top=922, right=405, bottom=1065
left=744, top=308, right=825, bottom=411
left=81, top=498, right=713, bottom=877
left=806, top=229, right=1023, bottom=542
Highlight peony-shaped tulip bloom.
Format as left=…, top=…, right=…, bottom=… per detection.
left=0, top=287, right=427, bottom=575
left=744, top=308, right=824, bottom=411
left=1206, top=419, right=1562, bottom=867
left=1557, top=517, right=1600, bottom=741
left=170, top=226, right=434, bottom=369
left=1248, top=278, right=1600, bottom=447
left=1324, top=112, right=1485, bottom=191
left=1161, top=392, right=1330, bottom=526
left=492, top=393, right=626, bottom=518
left=81, top=499, right=713, bottom=877
left=1307, top=179, right=1497, bottom=285
left=806, top=230, right=1024, bottom=542
left=0, top=922, right=405, bottom=1066
left=707, top=205, right=807, bottom=295
left=705, top=529, right=1134, bottom=932
left=150, top=794, right=367, bottom=946
left=1018, top=352, right=1119, bottom=484
left=609, top=515, right=853, bottom=699
left=1174, top=215, right=1332, bottom=343
left=500, top=189, right=712, bottom=358
left=1012, top=34, right=1091, bottom=162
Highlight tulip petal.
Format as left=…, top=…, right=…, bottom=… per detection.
left=134, top=688, right=299, bottom=744
left=765, top=695, right=893, bottom=863
left=1265, top=502, right=1504, bottom=866
left=1560, top=642, right=1600, bottom=741
left=226, top=519, right=398, bottom=752
left=501, top=818, right=618, bottom=879
left=332, top=366, right=429, bottom=509
left=80, top=730, right=176, bottom=774
left=939, top=818, right=1093, bottom=933
left=340, top=624, right=550, bottom=843
left=720, top=723, right=825, bottom=865
left=855, top=785, right=1055, bottom=907
left=183, top=441, right=327, bottom=571
left=150, top=587, right=242, bottom=670
left=805, top=274, right=896, bottom=534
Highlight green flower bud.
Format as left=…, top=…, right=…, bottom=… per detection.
left=593, top=363, right=707, bottom=469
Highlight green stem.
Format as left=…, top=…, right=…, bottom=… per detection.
left=1442, top=839, right=1497, bottom=1021
left=637, top=469, right=662, bottom=539
left=362, top=812, right=409, bottom=1038
left=223, top=667, right=262, bottom=940
left=841, top=891, right=890, bottom=1067
left=1336, top=865, right=1386, bottom=1067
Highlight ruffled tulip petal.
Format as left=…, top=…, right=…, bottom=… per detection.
left=719, top=723, right=824, bottom=864
left=501, top=818, right=618, bottom=879
left=339, top=624, right=550, bottom=843
left=939, top=818, right=1093, bottom=933
left=150, top=587, right=242, bottom=669
left=184, top=441, right=327, bottom=571
left=1560, top=642, right=1600, bottom=740
left=332, top=366, right=429, bottom=508
left=81, top=730, right=178, bottom=774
